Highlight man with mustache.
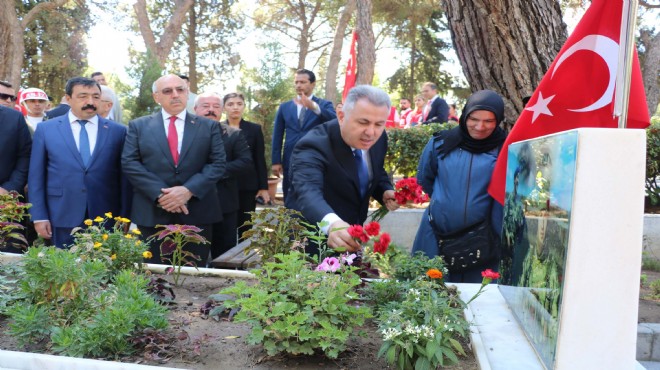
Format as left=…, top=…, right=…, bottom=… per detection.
left=28, top=77, right=131, bottom=248
left=193, top=92, right=252, bottom=259
left=122, top=75, right=226, bottom=265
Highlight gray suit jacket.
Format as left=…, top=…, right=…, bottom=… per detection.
left=121, top=111, right=226, bottom=226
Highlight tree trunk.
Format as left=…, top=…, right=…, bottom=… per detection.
left=325, top=0, right=356, bottom=102
left=408, top=25, right=417, bottom=99
left=640, top=29, right=660, bottom=117
left=134, top=0, right=194, bottom=68
left=356, top=0, right=376, bottom=85
left=188, top=1, right=198, bottom=93
left=298, top=27, right=310, bottom=70
left=442, top=0, right=567, bottom=122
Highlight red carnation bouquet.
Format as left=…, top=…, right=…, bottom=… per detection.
left=370, top=177, right=429, bottom=222
left=347, top=221, right=391, bottom=254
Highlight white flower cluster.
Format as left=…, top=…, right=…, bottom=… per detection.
left=381, top=327, right=402, bottom=341
left=408, top=288, right=421, bottom=302
left=402, top=321, right=434, bottom=343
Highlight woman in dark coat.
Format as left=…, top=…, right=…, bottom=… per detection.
left=223, top=92, right=270, bottom=239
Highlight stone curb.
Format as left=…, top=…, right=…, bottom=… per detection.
left=638, top=323, right=660, bottom=361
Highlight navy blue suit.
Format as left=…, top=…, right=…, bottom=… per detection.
left=286, top=120, right=393, bottom=232
left=423, top=96, right=450, bottom=124
left=0, top=106, right=31, bottom=193
left=46, top=104, right=71, bottom=120
left=271, top=96, right=335, bottom=198
left=28, top=114, right=130, bottom=248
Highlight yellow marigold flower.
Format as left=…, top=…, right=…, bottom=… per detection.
left=105, top=212, right=113, bottom=218
left=94, top=216, right=104, bottom=223
left=111, top=254, right=117, bottom=260
left=426, top=269, right=443, bottom=279
left=93, top=242, right=102, bottom=249
left=114, top=216, right=121, bottom=221
left=131, top=228, right=141, bottom=235
left=135, top=240, right=142, bottom=246
left=102, top=234, right=109, bottom=241
left=84, top=219, right=93, bottom=226
left=125, top=234, right=133, bottom=239
left=142, top=251, right=153, bottom=259
left=120, top=217, right=131, bottom=223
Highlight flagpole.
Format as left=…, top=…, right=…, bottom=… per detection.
left=614, top=0, right=639, bottom=129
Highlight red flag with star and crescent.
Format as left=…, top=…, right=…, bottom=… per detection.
left=488, top=0, right=650, bottom=204
left=342, top=31, right=358, bottom=102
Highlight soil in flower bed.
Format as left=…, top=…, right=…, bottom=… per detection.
left=639, top=269, right=660, bottom=324
left=0, top=273, right=478, bottom=370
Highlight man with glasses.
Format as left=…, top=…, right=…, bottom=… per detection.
left=91, top=71, right=123, bottom=124
left=122, top=74, right=226, bottom=265
left=0, top=81, right=18, bottom=109
left=97, top=85, right=115, bottom=119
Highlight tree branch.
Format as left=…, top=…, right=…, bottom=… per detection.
left=21, top=0, right=69, bottom=28
left=640, top=0, right=660, bottom=8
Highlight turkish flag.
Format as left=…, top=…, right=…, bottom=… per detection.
left=488, top=0, right=650, bottom=204
left=342, top=31, right=358, bottom=102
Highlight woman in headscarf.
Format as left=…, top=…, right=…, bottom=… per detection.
left=411, top=90, right=507, bottom=283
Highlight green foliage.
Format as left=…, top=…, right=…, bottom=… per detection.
left=362, top=243, right=408, bottom=277
left=221, top=252, right=371, bottom=359
left=242, top=207, right=307, bottom=262
left=0, top=264, right=26, bottom=316
left=0, top=191, right=31, bottom=249
left=646, top=119, right=660, bottom=205
left=154, top=224, right=210, bottom=286
left=391, top=251, right=447, bottom=282
left=123, top=49, right=163, bottom=121
left=384, top=123, right=455, bottom=179
left=642, top=255, right=660, bottom=272
left=375, top=278, right=469, bottom=370
left=5, top=248, right=168, bottom=358
left=70, top=214, right=147, bottom=276
left=650, top=279, right=660, bottom=300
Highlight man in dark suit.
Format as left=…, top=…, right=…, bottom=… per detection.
left=421, top=82, right=450, bottom=124
left=194, top=92, right=252, bottom=258
left=46, top=96, right=71, bottom=119
left=0, top=106, right=31, bottom=195
left=271, top=69, right=336, bottom=200
left=122, top=74, right=226, bottom=264
left=286, top=85, right=399, bottom=253
left=28, top=77, right=130, bottom=248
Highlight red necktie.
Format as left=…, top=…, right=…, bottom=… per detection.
left=167, top=116, right=179, bottom=165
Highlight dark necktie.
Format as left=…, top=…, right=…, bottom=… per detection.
left=168, top=116, right=179, bottom=165
left=298, top=106, right=306, bottom=127
left=353, top=149, right=368, bottom=198
left=78, top=120, right=91, bottom=167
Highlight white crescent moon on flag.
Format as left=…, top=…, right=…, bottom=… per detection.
left=550, top=34, right=618, bottom=113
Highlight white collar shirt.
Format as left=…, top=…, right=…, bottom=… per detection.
left=68, top=112, right=99, bottom=154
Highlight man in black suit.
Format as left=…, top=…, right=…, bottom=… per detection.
left=286, top=85, right=399, bottom=252
left=0, top=106, right=31, bottom=196
left=421, top=82, right=449, bottom=124
left=193, top=92, right=252, bottom=258
left=122, top=74, right=226, bottom=264
left=46, top=96, right=70, bottom=119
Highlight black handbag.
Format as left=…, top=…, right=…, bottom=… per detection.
left=429, top=211, right=496, bottom=273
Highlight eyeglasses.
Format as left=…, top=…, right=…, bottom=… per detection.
left=0, top=93, right=17, bottom=102
left=159, top=87, right=186, bottom=95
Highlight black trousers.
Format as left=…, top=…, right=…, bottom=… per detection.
left=210, top=212, right=238, bottom=259
left=138, top=224, right=212, bottom=266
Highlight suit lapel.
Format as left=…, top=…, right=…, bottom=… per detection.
left=151, top=112, right=174, bottom=165
left=56, top=116, right=85, bottom=169
left=178, top=114, right=200, bottom=164
left=88, top=116, right=109, bottom=168
left=329, top=122, right=361, bottom=197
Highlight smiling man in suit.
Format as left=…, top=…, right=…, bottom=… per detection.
left=271, top=69, right=336, bottom=200
left=122, top=74, right=226, bottom=264
left=28, top=77, right=130, bottom=248
left=286, top=85, right=399, bottom=254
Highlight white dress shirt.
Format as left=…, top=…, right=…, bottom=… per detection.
left=161, top=110, right=186, bottom=154
left=68, top=112, right=99, bottom=154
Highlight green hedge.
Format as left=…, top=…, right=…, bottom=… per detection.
left=384, top=123, right=456, bottom=179
left=647, top=117, right=660, bottom=204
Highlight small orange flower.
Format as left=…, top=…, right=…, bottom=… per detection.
left=426, top=269, right=443, bottom=279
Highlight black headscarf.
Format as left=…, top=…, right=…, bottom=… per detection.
left=436, top=89, right=507, bottom=159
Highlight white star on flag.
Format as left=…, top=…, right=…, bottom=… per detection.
left=525, top=92, right=555, bottom=123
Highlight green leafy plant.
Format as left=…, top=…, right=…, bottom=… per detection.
left=0, top=264, right=25, bottom=316
left=650, top=279, right=660, bottom=300
left=70, top=213, right=147, bottom=276
left=241, top=207, right=307, bottom=262
left=362, top=243, right=407, bottom=277
left=5, top=247, right=168, bottom=357
left=153, top=224, right=209, bottom=286
left=384, top=122, right=455, bottom=179
left=642, top=255, right=660, bottom=272
left=0, top=191, right=31, bottom=249
left=391, top=251, right=448, bottom=281
left=221, top=251, right=372, bottom=359
left=646, top=117, right=660, bottom=205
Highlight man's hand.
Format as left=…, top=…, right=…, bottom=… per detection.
left=256, top=189, right=271, bottom=204
left=295, top=93, right=317, bottom=110
left=35, top=221, right=52, bottom=239
left=327, top=220, right=361, bottom=252
left=383, top=190, right=400, bottom=211
left=159, top=186, right=192, bottom=214
left=271, top=164, right=283, bottom=178
left=0, top=187, right=8, bottom=195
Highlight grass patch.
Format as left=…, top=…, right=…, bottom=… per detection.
left=642, top=256, right=660, bottom=272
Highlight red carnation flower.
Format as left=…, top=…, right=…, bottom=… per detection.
left=364, top=222, right=380, bottom=236
left=481, top=269, right=500, bottom=280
